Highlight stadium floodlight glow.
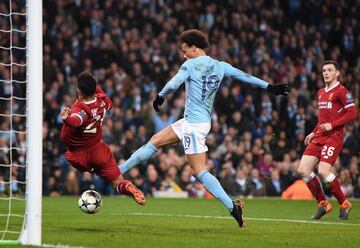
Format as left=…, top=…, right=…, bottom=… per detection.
left=0, top=0, right=42, bottom=245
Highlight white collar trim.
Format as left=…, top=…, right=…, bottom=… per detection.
left=325, top=81, right=340, bottom=92
left=83, top=97, right=97, bottom=104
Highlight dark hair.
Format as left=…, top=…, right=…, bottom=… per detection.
left=322, top=60, right=340, bottom=70
left=179, top=29, right=209, bottom=49
left=77, top=72, right=97, bottom=97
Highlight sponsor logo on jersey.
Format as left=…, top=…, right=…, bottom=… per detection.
left=205, top=65, right=214, bottom=74
left=318, top=101, right=332, bottom=109
left=194, top=64, right=203, bottom=71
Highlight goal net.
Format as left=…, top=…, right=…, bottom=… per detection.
left=0, top=0, right=42, bottom=245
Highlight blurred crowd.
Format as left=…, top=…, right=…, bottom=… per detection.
left=0, top=0, right=360, bottom=199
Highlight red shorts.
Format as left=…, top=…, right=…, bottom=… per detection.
left=303, top=135, right=343, bottom=165
left=65, top=141, right=121, bottom=182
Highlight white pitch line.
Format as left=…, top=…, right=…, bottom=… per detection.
left=42, top=212, right=360, bottom=226
left=125, top=212, right=360, bottom=226
left=39, top=243, right=90, bottom=248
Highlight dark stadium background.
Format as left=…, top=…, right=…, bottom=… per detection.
left=19, top=0, right=360, bottom=198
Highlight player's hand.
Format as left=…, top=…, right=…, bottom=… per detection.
left=61, top=107, right=71, bottom=120
left=320, top=123, right=332, bottom=132
left=153, top=95, right=164, bottom=112
left=266, top=84, right=290, bottom=96
left=304, top=132, right=315, bottom=145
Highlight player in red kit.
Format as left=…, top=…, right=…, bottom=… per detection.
left=298, top=60, right=358, bottom=220
left=61, top=72, right=146, bottom=205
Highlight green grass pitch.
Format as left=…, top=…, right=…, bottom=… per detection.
left=1, top=197, right=360, bottom=248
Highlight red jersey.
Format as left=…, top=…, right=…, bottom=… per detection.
left=61, top=86, right=112, bottom=151
left=313, top=82, right=357, bottom=141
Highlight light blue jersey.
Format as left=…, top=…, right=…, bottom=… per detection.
left=158, top=56, right=269, bottom=124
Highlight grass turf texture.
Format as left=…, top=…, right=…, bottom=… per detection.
left=1, top=197, right=359, bottom=248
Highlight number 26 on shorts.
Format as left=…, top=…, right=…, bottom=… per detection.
left=321, top=145, right=335, bottom=159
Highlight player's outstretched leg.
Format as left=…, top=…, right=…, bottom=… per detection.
left=197, top=170, right=245, bottom=228
left=312, top=200, right=333, bottom=220
left=119, top=142, right=158, bottom=174
left=339, top=200, right=352, bottom=220
left=231, top=200, right=245, bottom=228
left=118, top=180, right=146, bottom=205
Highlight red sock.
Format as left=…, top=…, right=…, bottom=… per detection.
left=306, top=176, right=326, bottom=203
left=328, top=178, right=346, bottom=205
left=117, top=180, right=130, bottom=194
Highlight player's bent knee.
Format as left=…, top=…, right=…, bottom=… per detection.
left=192, top=168, right=203, bottom=177
left=318, top=168, right=331, bottom=179
left=187, top=160, right=206, bottom=177
left=149, top=134, right=161, bottom=147
left=298, top=155, right=318, bottom=177
left=297, top=164, right=311, bottom=177
left=318, top=171, right=330, bottom=180
left=318, top=162, right=332, bottom=179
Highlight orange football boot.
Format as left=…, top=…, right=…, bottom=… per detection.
left=312, top=200, right=333, bottom=219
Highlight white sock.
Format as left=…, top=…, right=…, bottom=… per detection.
left=303, top=172, right=316, bottom=183
left=324, top=173, right=336, bottom=183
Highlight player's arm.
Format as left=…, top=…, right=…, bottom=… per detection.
left=153, top=62, right=190, bottom=112
left=305, top=90, right=320, bottom=144
left=61, top=106, right=88, bottom=128
left=304, top=124, right=317, bottom=145
left=322, top=91, right=358, bottom=131
left=312, top=124, right=319, bottom=133
left=331, top=106, right=358, bottom=128
left=221, top=62, right=289, bottom=95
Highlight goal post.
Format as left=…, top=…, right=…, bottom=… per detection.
left=18, top=0, right=43, bottom=245
left=0, top=0, right=43, bottom=246
left=0, top=0, right=42, bottom=245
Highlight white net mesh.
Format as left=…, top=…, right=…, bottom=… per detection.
left=0, top=0, right=27, bottom=241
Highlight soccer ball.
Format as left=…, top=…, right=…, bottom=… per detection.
left=78, top=190, right=102, bottom=214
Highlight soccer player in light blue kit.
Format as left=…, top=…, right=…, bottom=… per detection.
left=119, top=29, right=289, bottom=227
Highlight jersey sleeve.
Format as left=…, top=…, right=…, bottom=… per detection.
left=221, top=62, right=269, bottom=89
left=96, top=85, right=112, bottom=111
left=338, top=88, right=355, bottom=109
left=63, top=104, right=90, bottom=128
left=331, top=89, right=358, bottom=128
left=158, top=61, right=190, bottom=97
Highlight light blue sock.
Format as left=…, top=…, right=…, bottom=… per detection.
left=119, top=142, right=158, bottom=174
left=197, top=170, right=234, bottom=212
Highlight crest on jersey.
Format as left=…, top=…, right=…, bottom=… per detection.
left=328, top=93, right=333, bottom=101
